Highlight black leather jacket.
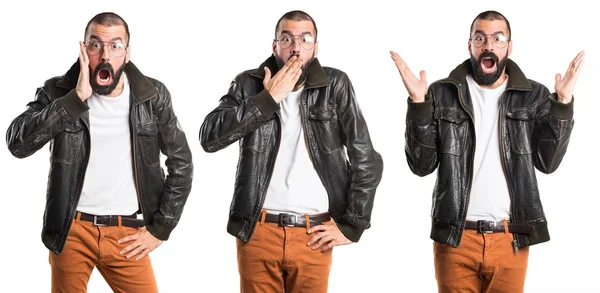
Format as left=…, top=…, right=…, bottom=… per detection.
left=6, top=61, right=193, bottom=254
left=200, top=56, right=383, bottom=242
left=406, top=59, right=574, bottom=249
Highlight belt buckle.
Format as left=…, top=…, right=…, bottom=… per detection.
left=278, top=213, right=297, bottom=227
left=476, top=220, right=494, bottom=234
left=93, top=215, right=107, bottom=227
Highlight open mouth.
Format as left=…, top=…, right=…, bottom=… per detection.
left=96, top=69, right=112, bottom=86
left=480, top=57, right=497, bottom=74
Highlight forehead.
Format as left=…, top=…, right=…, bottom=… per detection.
left=86, top=23, right=127, bottom=41
left=277, top=19, right=315, bottom=36
left=471, top=19, right=508, bottom=35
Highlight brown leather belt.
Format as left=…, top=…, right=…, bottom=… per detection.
left=264, top=212, right=330, bottom=227
left=465, top=220, right=533, bottom=234
left=79, top=212, right=145, bottom=228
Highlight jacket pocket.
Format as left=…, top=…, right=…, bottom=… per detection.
left=308, top=105, right=343, bottom=155
left=506, top=108, right=534, bottom=155
left=137, top=121, right=160, bottom=167
left=52, top=123, right=84, bottom=166
left=434, top=107, right=468, bottom=156
left=241, top=122, right=272, bottom=153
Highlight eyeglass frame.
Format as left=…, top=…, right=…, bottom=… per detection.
left=85, top=40, right=129, bottom=58
left=469, top=32, right=510, bottom=49
left=274, top=33, right=317, bottom=50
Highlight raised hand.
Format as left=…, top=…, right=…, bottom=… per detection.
left=76, top=41, right=93, bottom=101
left=555, top=50, right=585, bottom=104
left=263, top=55, right=302, bottom=103
left=390, top=51, right=427, bottom=103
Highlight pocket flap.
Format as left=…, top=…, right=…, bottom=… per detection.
left=434, top=107, right=468, bottom=123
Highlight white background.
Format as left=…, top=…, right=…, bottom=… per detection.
left=0, top=0, right=598, bottom=292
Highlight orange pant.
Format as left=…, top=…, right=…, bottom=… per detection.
left=236, top=211, right=333, bottom=293
left=433, top=229, right=530, bottom=293
left=49, top=212, right=158, bottom=293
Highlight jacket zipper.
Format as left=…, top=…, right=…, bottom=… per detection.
left=298, top=91, right=336, bottom=216
left=69, top=117, right=91, bottom=232
left=250, top=113, right=281, bottom=234
left=454, top=82, right=476, bottom=233
left=130, top=101, right=147, bottom=223
left=497, top=93, right=519, bottom=252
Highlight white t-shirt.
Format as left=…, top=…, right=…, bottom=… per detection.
left=262, top=87, right=330, bottom=215
left=77, top=74, right=139, bottom=216
left=465, top=74, right=511, bottom=222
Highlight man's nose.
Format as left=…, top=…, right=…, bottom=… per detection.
left=291, top=39, right=301, bottom=54
left=101, top=45, right=110, bottom=61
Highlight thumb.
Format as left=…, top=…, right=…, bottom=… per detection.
left=555, top=73, right=561, bottom=84
left=420, top=70, right=427, bottom=82
left=263, top=67, right=272, bottom=85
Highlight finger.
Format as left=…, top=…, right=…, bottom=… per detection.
left=574, top=50, right=585, bottom=63
left=125, top=245, right=144, bottom=259
left=291, top=67, right=302, bottom=84
left=307, top=231, right=327, bottom=246
left=79, top=41, right=89, bottom=66
left=118, top=234, right=136, bottom=244
left=321, top=241, right=336, bottom=252
left=135, top=249, right=150, bottom=261
left=312, top=235, right=335, bottom=250
left=120, top=241, right=140, bottom=255
left=279, top=55, right=298, bottom=74
left=419, top=70, right=427, bottom=82
left=286, top=57, right=302, bottom=77
left=572, top=51, right=585, bottom=72
left=263, top=67, right=272, bottom=86
left=118, top=231, right=140, bottom=244
left=307, top=225, right=328, bottom=234
left=555, top=73, right=561, bottom=84
left=79, top=42, right=85, bottom=67
left=391, top=53, right=407, bottom=70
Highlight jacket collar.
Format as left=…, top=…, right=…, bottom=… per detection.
left=445, top=58, right=532, bottom=91
left=56, top=60, right=158, bottom=101
left=250, top=55, right=330, bottom=89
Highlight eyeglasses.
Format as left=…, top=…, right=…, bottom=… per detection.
left=275, top=33, right=316, bottom=50
left=85, top=40, right=127, bottom=57
left=469, top=33, right=509, bottom=49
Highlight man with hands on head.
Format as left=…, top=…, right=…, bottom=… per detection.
left=390, top=10, right=584, bottom=293
left=200, top=10, right=383, bottom=293
left=6, top=12, right=193, bottom=293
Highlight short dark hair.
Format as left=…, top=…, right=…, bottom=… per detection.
left=470, top=10, right=511, bottom=40
left=274, top=10, right=318, bottom=41
left=84, top=12, right=130, bottom=45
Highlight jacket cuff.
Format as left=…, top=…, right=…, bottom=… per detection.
left=549, top=93, right=574, bottom=120
left=58, top=90, right=89, bottom=121
left=251, top=90, right=280, bottom=119
left=146, top=218, right=174, bottom=241
left=406, top=97, right=434, bottom=120
left=337, top=222, right=365, bottom=243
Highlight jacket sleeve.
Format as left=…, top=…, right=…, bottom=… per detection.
left=6, top=85, right=89, bottom=158
left=531, top=91, right=574, bottom=174
left=334, top=73, right=384, bottom=242
left=199, top=74, right=280, bottom=152
left=145, top=84, right=194, bottom=241
left=405, top=85, right=439, bottom=177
